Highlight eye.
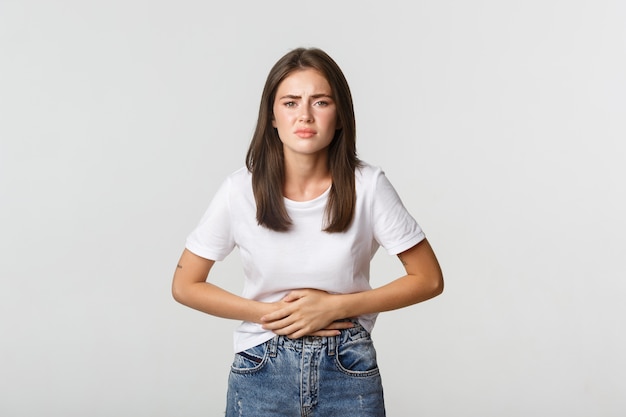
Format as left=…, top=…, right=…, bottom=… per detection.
left=284, top=101, right=296, bottom=108
left=314, top=100, right=329, bottom=107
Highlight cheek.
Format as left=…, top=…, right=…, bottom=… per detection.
left=272, top=108, right=288, bottom=128
left=327, top=113, right=339, bottom=131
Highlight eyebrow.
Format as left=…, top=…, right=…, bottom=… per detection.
left=278, top=93, right=334, bottom=100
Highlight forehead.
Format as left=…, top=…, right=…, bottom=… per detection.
left=276, top=68, right=332, bottom=93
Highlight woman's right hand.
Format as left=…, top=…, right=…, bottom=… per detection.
left=260, top=289, right=354, bottom=338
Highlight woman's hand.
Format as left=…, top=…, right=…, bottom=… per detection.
left=260, top=289, right=354, bottom=339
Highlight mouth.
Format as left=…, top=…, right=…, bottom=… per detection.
left=295, top=128, right=316, bottom=138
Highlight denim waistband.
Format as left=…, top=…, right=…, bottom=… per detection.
left=266, top=319, right=370, bottom=357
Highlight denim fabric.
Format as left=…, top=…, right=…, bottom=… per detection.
left=226, top=322, right=386, bottom=417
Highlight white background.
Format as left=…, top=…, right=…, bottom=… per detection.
left=1, top=1, right=625, bottom=416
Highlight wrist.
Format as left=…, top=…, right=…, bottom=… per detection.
left=333, top=292, right=354, bottom=320
left=336, top=291, right=368, bottom=319
left=248, top=300, right=274, bottom=324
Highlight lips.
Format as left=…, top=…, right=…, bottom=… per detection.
left=295, top=128, right=316, bottom=138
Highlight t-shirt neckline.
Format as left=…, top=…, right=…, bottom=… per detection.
left=283, top=185, right=331, bottom=209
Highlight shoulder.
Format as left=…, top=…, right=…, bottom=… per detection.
left=355, top=160, right=388, bottom=192
left=356, top=160, right=384, bottom=184
left=208, top=166, right=251, bottom=203
left=228, top=166, right=251, bottom=180
left=356, top=161, right=405, bottom=205
left=223, top=166, right=252, bottom=188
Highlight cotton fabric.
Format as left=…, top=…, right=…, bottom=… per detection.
left=185, top=162, right=425, bottom=353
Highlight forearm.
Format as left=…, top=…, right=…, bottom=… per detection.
left=259, top=274, right=441, bottom=338
left=336, top=273, right=443, bottom=318
left=335, top=243, right=444, bottom=320
left=173, top=279, right=270, bottom=324
left=172, top=248, right=277, bottom=323
left=261, top=240, right=443, bottom=337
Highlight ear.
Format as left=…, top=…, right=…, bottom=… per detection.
left=271, top=117, right=277, bottom=128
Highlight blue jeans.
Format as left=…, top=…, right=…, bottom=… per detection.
left=226, top=321, right=386, bottom=416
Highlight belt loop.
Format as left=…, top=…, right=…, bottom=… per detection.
left=268, top=335, right=278, bottom=358
left=328, top=334, right=337, bottom=356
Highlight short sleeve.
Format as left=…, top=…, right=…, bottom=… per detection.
left=372, top=171, right=425, bottom=255
left=185, top=177, right=236, bottom=261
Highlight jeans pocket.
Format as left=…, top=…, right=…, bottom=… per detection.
left=335, top=334, right=380, bottom=377
left=231, top=341, right=268, bottom=374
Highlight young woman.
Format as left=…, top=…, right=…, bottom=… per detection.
left=172, top=47, right=443, bottom=416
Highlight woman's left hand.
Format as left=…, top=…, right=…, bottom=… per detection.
left=260, top=289, right=353, bottom=338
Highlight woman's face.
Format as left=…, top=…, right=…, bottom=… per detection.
left=272, top=68, right=339, bottom=160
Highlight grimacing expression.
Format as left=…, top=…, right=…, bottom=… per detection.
left=272, top=69, right=339, bottom=159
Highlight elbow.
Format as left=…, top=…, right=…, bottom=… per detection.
left=171, top=279, right=188, bottom=305
left=433, top=274, right=444, bottom=297
left=407, top=272, right=444, bottom=305
left=426, top=272, right=444, bottom=299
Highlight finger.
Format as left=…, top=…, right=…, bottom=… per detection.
left=261, top=317, right=292, bottom=330
left=281, top=291, right=303, bottom=303
left=323, top=321, right=355, bottom=330
left=260, top=307, right=292, bottom=323
left=305, top=329, right=342, bottom=337
left=272, top=322, right=305, bottom=337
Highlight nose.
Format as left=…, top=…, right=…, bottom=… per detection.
left=298, top=106, right=313, bottom=122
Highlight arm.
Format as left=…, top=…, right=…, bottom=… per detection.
left=172, top=249, right=355, bottom=336
left=172, top=248, right=270, bottom=323
left=338, top=238, right=444, bottom=315
left=261, top=239, right=443, bottom=338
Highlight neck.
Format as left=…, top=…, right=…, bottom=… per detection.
left=282, top=151, right=331, bottom=201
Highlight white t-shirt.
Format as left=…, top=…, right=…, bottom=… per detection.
left=185, top=162, right=425, bottom=352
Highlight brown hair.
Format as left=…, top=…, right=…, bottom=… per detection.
left=246, top=47, right=360, bottom=232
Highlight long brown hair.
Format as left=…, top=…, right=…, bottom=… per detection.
left=246, top=47, right=360, bottom=232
